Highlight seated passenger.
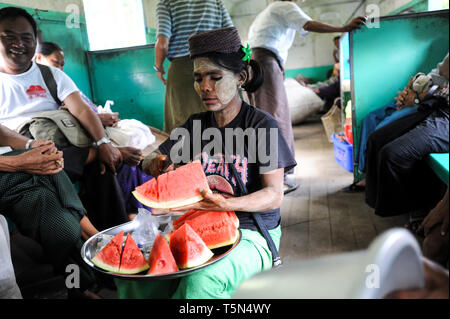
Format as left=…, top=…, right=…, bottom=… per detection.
left=0, top=7, right=145, bottom=228
left=114, top=27, right=296, bottom=299
left=345, top=72, right=434, bottom=192
left=364, top=53, right=449, bottom=220
left=297, top=63, right=341, bottom=112
left=0, top=124, right=98, bottom=297
left=34, top=41, right=153, bottom=220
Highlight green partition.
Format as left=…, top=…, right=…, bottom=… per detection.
left=87, top=45, right=167, bottom=129
left=285, top=64, right=334, bottom=82
left=350, top=10, right=449, bottom=180
left=0, top=3, right=92, bottom=99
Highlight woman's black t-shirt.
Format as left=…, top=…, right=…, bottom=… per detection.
left=159, top=101, right=297, bottom=231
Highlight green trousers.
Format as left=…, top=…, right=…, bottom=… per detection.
left=115, top=226, right=281, bottom=299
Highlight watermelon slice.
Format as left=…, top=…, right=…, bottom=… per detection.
left=133, top=162, right=210, bottom=209
left=91, top=231, right=124, bottom=272
left=169, top=224, right=214, bottom=269
left=148, top=234, right=179, bottom=275
left=119, top=233, right=149, bottom=274
left=173, top=210, right=240, bottom=249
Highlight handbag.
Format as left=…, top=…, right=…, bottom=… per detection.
left=17, top=109, right=93, bottom=148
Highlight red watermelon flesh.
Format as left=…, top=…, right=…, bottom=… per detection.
left=170, top=223, right=214, bottom=269
left=91, top=231, right=124, bottom=273
left=148, top=234, right=179, bottom=275
left=119, top=233, right=149, bottom=274
left=133, top=162, right=210, bottom=209
left=173, top=210, right=240, bottom=249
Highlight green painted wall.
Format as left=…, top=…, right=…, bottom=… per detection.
left=285, top=64, right=334, bottom=82
left=350, top=10, right=449, bottom=179
left=87, top=45, right=168, bottom=130
left=0, top=3, right=92, bottom=99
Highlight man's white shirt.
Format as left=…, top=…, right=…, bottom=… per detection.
left=248, top=1, right=312, bottom=66
left=0, top=62, right=79, bottom=130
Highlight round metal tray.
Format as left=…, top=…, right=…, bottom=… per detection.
left=81, top=220, right=241, bottom=281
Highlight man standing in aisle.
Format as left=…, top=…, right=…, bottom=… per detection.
left=247, top=0, right=366, bottom=193
left=154, top=0, right=233, bottom=133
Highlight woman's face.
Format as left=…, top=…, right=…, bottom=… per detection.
left=193, top=57, right=241, bottom=112
left=36, top=50, right=65, bottom=70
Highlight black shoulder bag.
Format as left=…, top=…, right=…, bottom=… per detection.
left=223, top=145, right=283, bottom=268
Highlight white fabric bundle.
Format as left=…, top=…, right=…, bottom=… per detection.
left=285, top=78, right=325, bottom=124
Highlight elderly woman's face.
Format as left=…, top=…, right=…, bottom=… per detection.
left=193, top=57, right=240, bottom=112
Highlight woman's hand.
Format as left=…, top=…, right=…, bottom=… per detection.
left=97, top=143, right=121, bottom=175
left=15, top=144, right=64, bottom=175
left=170, top=189, right=231, bottom=212
left=98, top=112, right=119, bottom=127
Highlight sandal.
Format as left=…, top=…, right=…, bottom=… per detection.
left=284, top=177, right=299, bottom=195
left=342, top=182, right=365, bottom=193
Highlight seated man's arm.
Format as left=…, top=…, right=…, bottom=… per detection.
left=0, top=124, right=30, bottom=150
left=63, top=91, right=121, bottom=174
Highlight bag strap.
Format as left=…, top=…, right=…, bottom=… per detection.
left=36, top=63, right=63, bottom=106
left=224, top=149, right=283, bottom=268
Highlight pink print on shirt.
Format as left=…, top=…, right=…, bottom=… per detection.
left=196, top=152, right=248, bottom=187
left=26, top=85, right=47, bottom=99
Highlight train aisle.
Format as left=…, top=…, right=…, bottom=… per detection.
left=279, top=116, right=409, bottom=263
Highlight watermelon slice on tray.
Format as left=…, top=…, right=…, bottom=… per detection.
left=132, top=161, right=210, bottom=209
left=91, top=231, right=124, bottom=273
left=148, top=234, right=179, bottom=275
left=170, top=223, right=214, bottom=269
left=119, top=233, right=149, bottom=274
left=91, top=231, right=149, bottom=274
left=173, top=210, right=240, bottom=249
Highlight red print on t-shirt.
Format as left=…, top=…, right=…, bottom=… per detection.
left=26, top=85, right=47, bottom=99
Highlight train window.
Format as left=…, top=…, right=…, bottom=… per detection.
left=83, top=0, right=147, bottom=50
left=428, top=0, right=449, bottom=11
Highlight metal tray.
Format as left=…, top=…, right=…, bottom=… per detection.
left=81, top=220, right=241, bottom=281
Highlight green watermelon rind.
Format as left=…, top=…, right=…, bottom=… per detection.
left=170, top=224, right=214, bottom=269
left=206, top=230, right=239, bottom=250
left=91, top=255, right=120, bottom=273
left=117, top=264, right=149, bottom=275
left=132, top=190, right=204, bottom=209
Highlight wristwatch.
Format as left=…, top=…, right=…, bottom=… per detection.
left=93, top=136, right=111, bottom=148
left=153, top=65, right=163, bottom=72
left=414, top=92, right=420, bottom=105
left=25, top=139, right=34, bottom=149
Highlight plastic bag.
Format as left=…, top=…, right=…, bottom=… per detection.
left=131, top=208, right=173, bottom=255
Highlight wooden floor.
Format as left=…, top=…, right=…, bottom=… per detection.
left=279, top=117, right=409, bottom=263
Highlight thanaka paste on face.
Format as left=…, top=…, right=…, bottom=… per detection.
left=193, top=57, right=240, bottom=107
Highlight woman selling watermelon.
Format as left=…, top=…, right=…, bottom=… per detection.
left=115, top=27, right=296, bottom=299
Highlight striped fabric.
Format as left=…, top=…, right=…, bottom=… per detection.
left=157, top=0, right=233, bottom=59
